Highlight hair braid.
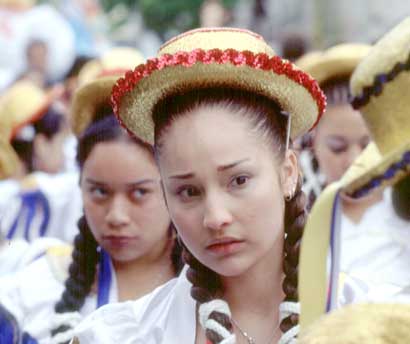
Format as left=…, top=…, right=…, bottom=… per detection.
left=182, top=246, right=234, bottom=344
left=280, top=175, right=306, bottom=334
left=51, top=216, right=99, bottom=341
left=169, top=223, right=184, bottom=275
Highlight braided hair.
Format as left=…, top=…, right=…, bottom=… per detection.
left=153, top=87, right=307, bottom=343
left=51, top=114, right=182, bottom=343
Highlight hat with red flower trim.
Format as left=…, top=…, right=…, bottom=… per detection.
left=299, top=18, right=410, bottom=330
left=110, top=27, right=326, bottom=145
left=70, top=47, right=145, bottom=136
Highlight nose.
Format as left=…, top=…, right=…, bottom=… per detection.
left=105, top=195, right=130, bottom=229
left=202, top=193, right=233, bottom=231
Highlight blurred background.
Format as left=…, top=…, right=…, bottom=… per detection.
left=1, top=0, right=410, bottom=91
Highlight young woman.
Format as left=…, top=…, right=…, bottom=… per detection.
left=73, top=27, right=325, bottom=344
left=0, top=83, right=182, bottom=343
left=299, top=17, right=410, bottom=329
left=295, top=44, right=371, bottom=210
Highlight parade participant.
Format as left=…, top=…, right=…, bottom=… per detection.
left=73, top=27, right=325, bottom=344
left=0, top=80, right=79, bottom=242
left=0, top=48, right=183, bottom=344
left=295, top=44, right=371, bottom=209
left=299, top=17, right=410, bottom=330
left=0, top=81, right=66, bottom=178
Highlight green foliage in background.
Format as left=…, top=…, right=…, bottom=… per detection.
left=101, top=0, right=237, bottom=37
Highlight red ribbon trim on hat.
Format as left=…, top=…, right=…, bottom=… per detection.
left=111, top=49, right=326, bottom=134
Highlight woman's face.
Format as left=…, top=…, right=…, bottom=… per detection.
left=313, top=104, right=370, bottom=184
left=81, top=140, right=171, bottom=263
left=158, top=105, right=298, bottom=277
left=33, top=131, right=66, bottom=174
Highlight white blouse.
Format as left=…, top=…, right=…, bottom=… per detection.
left=0, top=171, right=82, bottom=243
left=0, top=246, right=118, bottom=343
left=73, top=266, right=196, bottom=344
left=338, top=188, right=410, bottom=305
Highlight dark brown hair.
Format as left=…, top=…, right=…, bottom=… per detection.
left=153, top=87, right=306, bottom=343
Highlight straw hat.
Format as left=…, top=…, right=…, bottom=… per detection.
left=0, top=80, right=53, bottom=179
left=295, top=44, right=371, bottom=85
left=299, top=303, right=410, bottom=344
left=299, top=18, right=410, bottom=329
left=111, top=27, right=326, bottom=145
left=70, top=47, right=145, bottom=136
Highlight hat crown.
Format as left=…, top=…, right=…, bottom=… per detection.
left=296, top=43, right=370, bottom=85
left=0, top=81, right=48, bottom=140
left=159, top=28, right=275, bottom=56
left=350, top=17, right=410, bottom=155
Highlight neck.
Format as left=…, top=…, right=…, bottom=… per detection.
left=112, top=238, right=176, bottom=301
left=342, top=189, right=383, bottom=224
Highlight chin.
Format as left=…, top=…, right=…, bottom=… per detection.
left=204, top=256, right=252, bottom=278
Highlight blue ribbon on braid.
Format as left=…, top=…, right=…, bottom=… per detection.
left=6, top=190, right=50, bottom=241
left=97, top=248, right=112, bottom=308
left=326, top=190, right=342, bottom=312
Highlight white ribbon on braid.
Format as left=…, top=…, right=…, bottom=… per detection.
left=199, top=300, right=236, bottom=344
left=278, top=301, right=300, bottom=344
left=50, top=311, right=83, bottom=344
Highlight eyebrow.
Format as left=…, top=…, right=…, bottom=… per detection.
left=169, top=158, right=250, bottom=180
left=85, top=178, right=156, bottom=187
left=217, top=158, right=250, bottom=172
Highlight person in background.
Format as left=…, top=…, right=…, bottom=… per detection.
left=0, top=47, right=182, bottom=344
left=299, top=17, right=410, bottom=330
left=0, top=81, right=81, bottom=243
left=18, top=39, right=49, bottom=88
left=296, top=44, right=371, bottom=211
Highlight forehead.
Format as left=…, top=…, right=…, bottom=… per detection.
left=317, top=104, right=369, bottom=136
left=158, top=105, right=273, bottom=172
left=83, top=140, right=158, bottom=183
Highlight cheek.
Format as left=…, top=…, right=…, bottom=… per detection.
left=239, top=185, right=285, bottom=241
left=168, top=203, right=201, bottom=245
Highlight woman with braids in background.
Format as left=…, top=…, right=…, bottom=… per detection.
left=0, top=49, right=182, bottom=344
left=73, top=27, right=325, bottom=344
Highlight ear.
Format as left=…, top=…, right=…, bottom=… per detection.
left=280, top=149, right=299, bottom=198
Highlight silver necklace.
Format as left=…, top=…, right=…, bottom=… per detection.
left=231, top=318, right=279, bottom=344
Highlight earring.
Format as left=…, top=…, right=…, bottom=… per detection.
left=285, top=182, right=297, bottom=202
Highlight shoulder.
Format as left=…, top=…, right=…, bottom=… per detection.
left=73, top=268, right=194, bottom=343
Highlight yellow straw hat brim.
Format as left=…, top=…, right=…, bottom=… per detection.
left=70, top=76, right=118, bottom=136
left=0, top=139, right=20, bottom=179
left=111, top=28, right=326, bottom=145
left=296, top=44, right=371, bottom=85
left=70, top=47, right=145, bottom=137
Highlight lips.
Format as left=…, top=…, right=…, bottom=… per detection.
left=205, top=237, right=245, bottom=256
left=102, top=235, right=138, bottom=248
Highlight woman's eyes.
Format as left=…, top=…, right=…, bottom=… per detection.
left=175, top=175, right=250, bottom=201
left=326, top=137, right=348, bottom=154
left=89, top=187, right=109, bottom=199
left=131, top=188, right=150, bottom=201
left=229, top=175, right=250, bottom=188
left=177, top=186, right=201, bottom=201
